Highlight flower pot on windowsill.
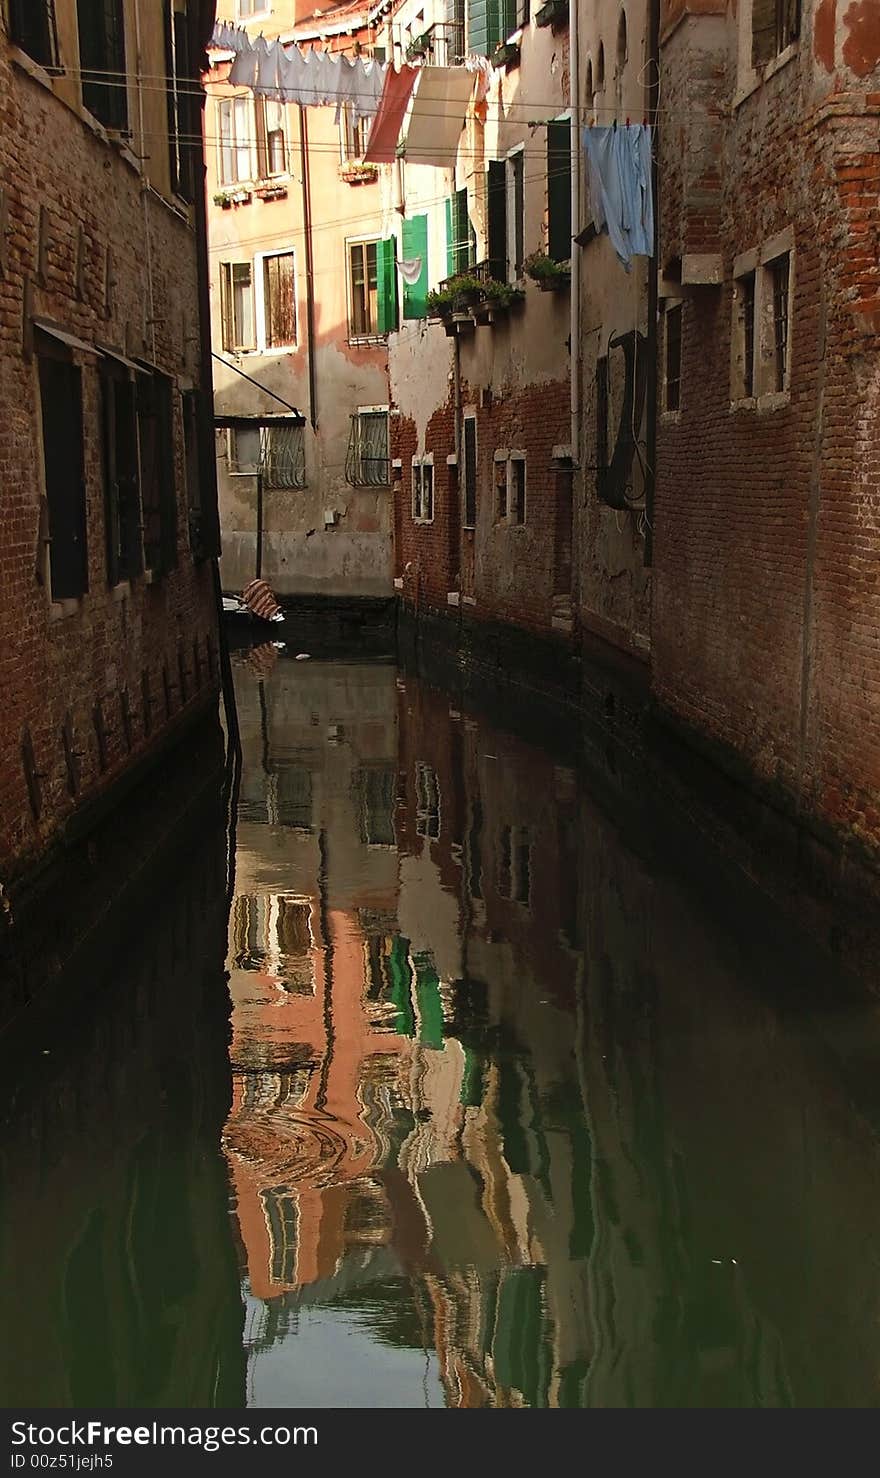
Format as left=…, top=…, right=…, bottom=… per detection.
left=255, top=182, right=288, bottom=201
left=492, top=40, right=521, bottom=68
left=340, top=162, right=379, bottom=185
left=538, top=271, right=571, bottom=292
left=535, top=0, right=569, bottom=28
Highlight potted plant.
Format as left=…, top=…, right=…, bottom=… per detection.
left=255, top=181, right=288, bottom=201
left=405, top=30, right=432, bottom=61
left=523, top=250, right=571, bottom=291
left=448, top=274, right=484, bottom=311
left=340, top=160, right=379, bottom=185
left=492, top=39, right=521, bottom=68
left=535, top=0, right=569, bottom=28
left=427, top=285, right=455, bottom=321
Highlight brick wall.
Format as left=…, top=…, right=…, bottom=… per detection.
left=654, top=3, right=880, bottom=857
left=0, top=33, right=219, bottom=885
left=392, top=361, right=571, bottom=637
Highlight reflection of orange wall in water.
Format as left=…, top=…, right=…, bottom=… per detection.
left=226, top=905, right=409, bottom=1300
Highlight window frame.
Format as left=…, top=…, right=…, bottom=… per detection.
left=255, top=247, right=298, bottom=352
left=346, top=405, right=390, bottom=487
left=8, top=0, right=58, bottom=70
left=663, top=299, right=683, bottom=416
left=346, top=235, right=382, bottom=342
left=217, top=95, right=255, bottom=187
left=506, top=145, right=526, bottom=283
left=258, top=97, right=288, bottom=179
left=412, top=453, right=435, bottom=524
left=220, top=259, right=257, bottom=353
left=462, top=413, right=478, bottom=529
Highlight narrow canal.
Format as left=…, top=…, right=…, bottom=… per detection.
left=3, top=645, right=880, bottom=1408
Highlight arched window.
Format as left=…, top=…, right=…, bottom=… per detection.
left=586, top=56, right=594, bottom=108
left=617, top=10, right=628, bottom=72
left=597, top=41, right=605, bottom=90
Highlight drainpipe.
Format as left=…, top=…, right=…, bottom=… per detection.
left=299, top=105, right=318, bottom=431
left=569, top=0, right=581, bottom=471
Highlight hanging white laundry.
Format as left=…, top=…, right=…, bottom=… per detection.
left=398, top=257, right=424, bottom=284
left=404, top=67, right=475, bottom=167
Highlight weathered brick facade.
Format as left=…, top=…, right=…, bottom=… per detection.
left=0, top=0, right=221, bottom=888
left=653, top=0, right=880, bottom=858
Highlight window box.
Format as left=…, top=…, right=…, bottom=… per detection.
left=340, top=161, right=379, bottom=186
left=255, top=182, right=288, bottom=202
left=524, top=251, right=570, bottom=291
left=493, top=40, right=521, bottom=69
left=214, top=187, right=252, bottom=208
left=535, top=0, right=569, bottom=26
left=537, top=271, right=570, bottom=292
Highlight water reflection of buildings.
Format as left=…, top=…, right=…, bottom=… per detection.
left=227, top=653, right=880, bottom=1410
left=0, top=738, right=245, bottom=1408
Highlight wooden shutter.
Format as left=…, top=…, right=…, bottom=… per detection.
left=265, top=253, right=296, bottom=346
left=452, top=188, right=475, bottom=274
left=751, top=0, right=776, bottom=64
left=467, top=0, right=490, bottom=55
left=547, top=121, right=572, bottom=263
left=38, top=352, right=88, bottom=600
left=463, top=417, right=477, bottom=527
left=402, top=216, right=429, bottom=320
left=376, top=237, right=398, bottom=334
left=9, top=0, right=57, bottom=67
left=79, top=0, right=128, bottom=131
left=487, top=160, right=508, bottom=282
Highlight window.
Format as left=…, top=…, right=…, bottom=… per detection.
left=165, top=0, right=195, bottom=201
left=415, top=763, right=440, bottom=838
left=78, top=0, right=128, bottom=132
left=260, top=99, right=287, bottom=176
left=181, top=388, right=208, bottom=558
left=495, top=457, right=508, bottom=521
left=616, top=10, right=628, bottom=72
left=9, top=0, right=58, bottom=68
left=547, top=121, right=571, bottom=264
left=752, top=0, right=800, bottom=65
left=275, top=767, right=313, bottom=829
left=597, top=41, right=605, bottom=89
left=100, top=360, right=143, bottom=585
left=346, top=408, right=390, bottom=486
left=733, top=269, right=756, bottom=399
left=218, top=97, right=254, bottom=185
left=508, top=151, right=525, bottom=279
left=412, top=457, right=434, bottom=522
left=220, top=261, right=256, bottom=351
left=664, top=301, right=682, bottom=412
left=466, top=0, right=522, bottom=55
left=37, top=340, right=87, bottom=601
left=348, top=238, right=397, bottom=338
left=498, top=825, right=530, bottom=904
left=354, top=767, right=396, bottom=847
left=446, top=188, right=476, bottom=278
left=229, top=422, right=306, bottom=488
left=510, top=456, right=526, bottom=524
left=487, top=160, right=508, bottom=282
left=136, top=370, right=177, bottom=575
left=339, top=104, right=370, bottom=163
left=463, top=415, right=477, bottom=527
left=769, top=252, right=790, bottom=392
left=260, top=250, right=297, bottom=348
left=236, top=0, right=271, bottom=15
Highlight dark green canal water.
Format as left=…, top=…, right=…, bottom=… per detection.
left=3, top=648, right=880, bottom=1407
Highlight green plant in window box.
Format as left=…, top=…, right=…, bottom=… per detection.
left=535, top=0, right=569, bottom=28
left=492, top=39, right=521, bottom=68
left=405, top=31, right=431, bottom=60
left=523, top=250, right=571, bottom=290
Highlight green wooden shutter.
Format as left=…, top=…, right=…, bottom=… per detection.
left=468, top=0, right=490, bottom=55
left=487, top=160, right=508, bottom=281
left=547, top=120, right=572, bottom=262
left=402, top=215, right=429, bottom=320
left=376, top=236, right=398, bottom=334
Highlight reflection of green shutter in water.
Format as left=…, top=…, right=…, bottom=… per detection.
left=376, top=236, right=398, bottom=334
left=401, top=216, right=429, bottom=320
left=387, top=935, right=415, bottom=1038
left=414, top=954, right=444, bottom=1050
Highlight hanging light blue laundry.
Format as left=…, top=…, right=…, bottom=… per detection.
left=583, top=124, right=654, bottom=269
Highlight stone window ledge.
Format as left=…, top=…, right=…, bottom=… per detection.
left=48, top=596, right=84, bottom=622
left=735, top=42, right=798, bottom=110
left=757, top=389, right=791, bottom=414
